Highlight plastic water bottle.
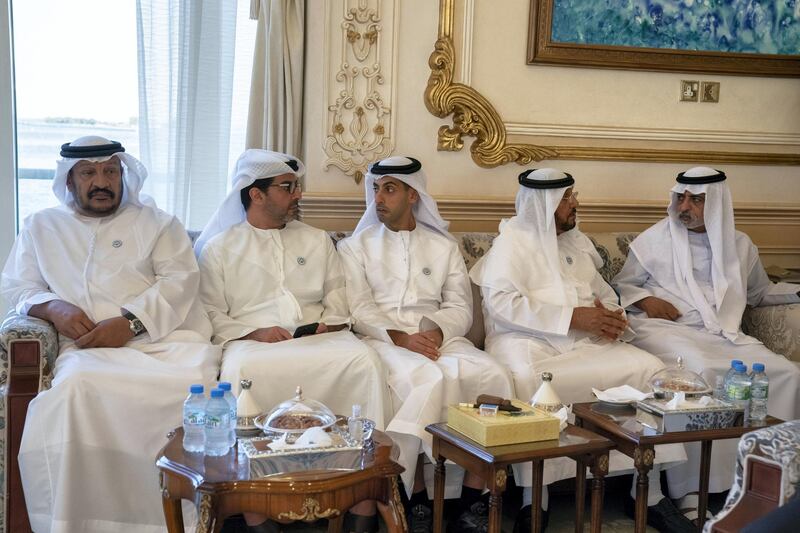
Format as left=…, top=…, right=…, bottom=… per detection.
left=749, top=363, right=769, bottom=422
left=348, top=404, right=365, bottom=445
left=726, top=364, right=751, bottom=420
left=205, top=389, right=231, bottom=456
left=712, top=375, right=726, bottom=401
left=218, top=381, right=237, bottom=448
left=182, top=384, right=206, bottom=453
left=722, top=359, right=743, bottom=400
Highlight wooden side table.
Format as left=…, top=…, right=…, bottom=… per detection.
left=426, top=423, right=614, bottom=533
left=573, top=401, right=784, bottom=533
left=156, top=427, right=407, bottom=533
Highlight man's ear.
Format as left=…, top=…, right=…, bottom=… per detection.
left=249, top=186, right=264, bottom=204
left=66, top=171, right=74, bottom=190
left=408, top=187, right=419, bottom=205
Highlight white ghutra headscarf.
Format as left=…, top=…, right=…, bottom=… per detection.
left=53, top=135, right=153, bottom=210
left=194, top=149, right=305, bottom=255
left=353, top=156, right=454, bottom=241
left=629, top=166, right=749, bottom=342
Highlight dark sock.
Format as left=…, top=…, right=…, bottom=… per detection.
left=410, top=489, right=429, bottom=508
left=460, top=486, right=482, bottom=512
left=345, top=513, right=379, bottom=533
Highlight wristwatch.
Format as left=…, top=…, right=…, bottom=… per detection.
left=123, top=311, right=147, bottom=336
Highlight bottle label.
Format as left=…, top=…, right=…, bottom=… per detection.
left=751, top=385, right=768, bottom=400
left=726, top=384, right=750, bottom=400
left=206, top=414, right=228, bottom=428
left=184, top=412, right=205, bottom=426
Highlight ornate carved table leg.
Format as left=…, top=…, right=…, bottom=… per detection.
left=378, top=476, right=408, bottom=533
left=633, top=446, right=655, bottom=533
left=195, top=493, right=215, bottom=533
left=698, top=440, right=713, bottom=531
left=488, top=467, right=507, bottom=533
left=589, top=452, right=609, bottom=533
left=574, top=457, right=587, bottom=533
left=433, top=456, right=446, bottom=533
left=531, top=459, right=544, bottom=533
left=160, top=471, right=185, bottom=533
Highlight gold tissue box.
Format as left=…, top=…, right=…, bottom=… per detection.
left=446, top=400, right=560, bottom=447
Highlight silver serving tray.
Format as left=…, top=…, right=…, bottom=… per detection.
left=239, top=425, right=363, bottom=459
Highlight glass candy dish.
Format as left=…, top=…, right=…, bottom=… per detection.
left=648, top=356, right=711, bottom=399
left=254, top=386, right=337, bottom=435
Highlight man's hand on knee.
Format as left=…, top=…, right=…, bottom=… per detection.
left=635, top=296, right=681, bottom=321
left=75, top=317, right=133, bottom=348
left=240, top=326, right=292, bottom=343
left=570, top=300, right=629, bottom=340
left=388, top=329, right=440, bottom=360
left=29, top=300, right=96, bottom=340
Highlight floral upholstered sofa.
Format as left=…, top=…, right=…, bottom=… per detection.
left=1, top=230, right=798, bottom=531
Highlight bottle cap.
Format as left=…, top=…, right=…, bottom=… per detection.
left=753, top=363, right=765, bottom=373
left=737, top=363, right=748, bottom=373
left=211, top=389, right=224, bottom=398
left=218, top=381, right=232, bottom=391
left=732, top=359, right=743, bottom=367
left=352, top=404, right=362, bottom=417
left=190, top=384, right=204, bottom=394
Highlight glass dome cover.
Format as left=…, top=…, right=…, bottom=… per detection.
left=255, top=386, right=337, bottom=434
left=648, top=356, right=711, bottom=398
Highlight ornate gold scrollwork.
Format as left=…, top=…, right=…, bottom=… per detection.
left=390, top=476, right=409, bottom=532
left=159, top=471, right=170, bottom=500
left=278, top=497, right=341, bottom=522
left=424, top=0, right=800, bottom=167
left=633, top=447, right=655, bottom=469
left=596, top=454, right=609, bottom=476
left=494, top=468, right=508, bottom=489
left=196, top=494, right=214, bottom=533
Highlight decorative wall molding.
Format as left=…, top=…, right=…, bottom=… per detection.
left=323, top=0, right=397, bottom=184
left=504, top=122, right=800, bottom=146
left=425, top=0, right=800, bottom=168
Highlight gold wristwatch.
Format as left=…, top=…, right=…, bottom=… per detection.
left=123, top=311, right=147, bottom=336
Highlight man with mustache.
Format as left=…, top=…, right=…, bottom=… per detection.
left=471, top=168, right=690, bottom=533
left=613, top=166, right=800, bottom=523
left=338, top=156, right=513, bottom=533
left=1, top=135, right=221, bottom=532
left=195, top=149, right=388, bottom=533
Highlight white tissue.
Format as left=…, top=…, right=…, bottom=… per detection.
left=592, top=385, right=651, bottom=403
left=267, top=426, right=333, bottom=451
left=555, top=405, right=571, bottom=432
left=664, top=393, right=715, bottom=410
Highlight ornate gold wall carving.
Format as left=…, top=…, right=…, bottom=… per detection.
left=324, top=0, right=395, bottom=184
left=424, top=0, right=800, bottom=168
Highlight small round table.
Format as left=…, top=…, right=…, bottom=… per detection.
left=156, top=427, right=407, bottom=533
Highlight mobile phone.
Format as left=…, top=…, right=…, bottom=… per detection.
left=293, top=322, right=319, bottom=338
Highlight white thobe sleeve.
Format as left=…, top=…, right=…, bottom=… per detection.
left=197, top=244, right=258, bottom=345
left=337, top=240, right=395, bottom=344
left=592, top=272, right=625, bottom=311
left=481, top=286, right=573, bottom=337
left=319, top=237, right=350, bottom=327
left=1, top=226, right=61, bottom=315
left=121, top=220, right=201, bottom=342
left=744, top=250, right=800, bottom=307
left=613, top=253, right=655, bottom=309
left=419, top=246, right=472, bottom=342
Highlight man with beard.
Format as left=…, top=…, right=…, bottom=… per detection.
left=1, top=135, right=221, bottom=532
left=195, top=149, right=388, bottom=533
left=338, top=156, right=513, bottom=533
left=613, top=166, right=800, bottom=522
left=470, top=168, right=690, bottom=533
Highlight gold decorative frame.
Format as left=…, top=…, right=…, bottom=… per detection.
left=528, top=0, right=800, bottom=78
left=424, top=0, right=800, bottom=168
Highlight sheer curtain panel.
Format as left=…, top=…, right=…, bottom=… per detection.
left=137, top=0, right=238, bottom=230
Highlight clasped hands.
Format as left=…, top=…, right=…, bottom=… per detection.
left=388, top=328, right=443, bottom=361
left=31, top=300, right=133, bottom=348
left=570, top=299, right=630, bottom=341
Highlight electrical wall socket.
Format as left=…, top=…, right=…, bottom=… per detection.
left=680, top=80, right=699, bottom=102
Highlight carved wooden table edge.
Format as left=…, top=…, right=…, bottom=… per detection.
left=426, top=423, right=614, bottom=533
left=156, top=427, right=408, bottom=533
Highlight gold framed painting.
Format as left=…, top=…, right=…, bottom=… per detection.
left=528, top=0, right=800, bottom=77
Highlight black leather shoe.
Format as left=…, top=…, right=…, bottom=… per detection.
left=408, top=503, right=433, bottom=533
left=512, top=504, right=549, bottom=533
left=624, top=495, right=696, bottom=533
left=447, top=501, right=489, bottom=533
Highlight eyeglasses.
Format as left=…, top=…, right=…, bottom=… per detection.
left=560, top=190, right=579, bottom=203
left=268, top=180, right=300, bottom=194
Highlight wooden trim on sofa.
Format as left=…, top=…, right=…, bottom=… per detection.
left=711, top=457, right=782, bottom=533
left=7, top=339, right=40, bottom=533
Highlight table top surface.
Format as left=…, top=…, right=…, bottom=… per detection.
left=572, top=402, right=784, bottom=445
left=426, top=423, right=613, bottom=465
left=156, top=426, right=400, bottom=488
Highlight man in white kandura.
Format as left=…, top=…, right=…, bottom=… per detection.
left=470, top=168, right=691, bottom=533
left=195, top=149, right=389, bottom=533
left=613, top=166, right=800, bottom=521
left=1, top=136, right=221, bottom=533
left=338, top=156, right=514, bottom=533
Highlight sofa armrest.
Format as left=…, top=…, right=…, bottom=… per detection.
left=741, top=304, right=800, bottom=363
left=0, top=313, right=59, bottom=533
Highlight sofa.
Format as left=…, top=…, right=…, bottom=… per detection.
left=1, top=230, right=798, bottom=532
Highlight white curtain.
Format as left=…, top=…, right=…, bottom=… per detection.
left=246, top=0, right=304, bottom=156
left=136, top=0, right=238, bottom=230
